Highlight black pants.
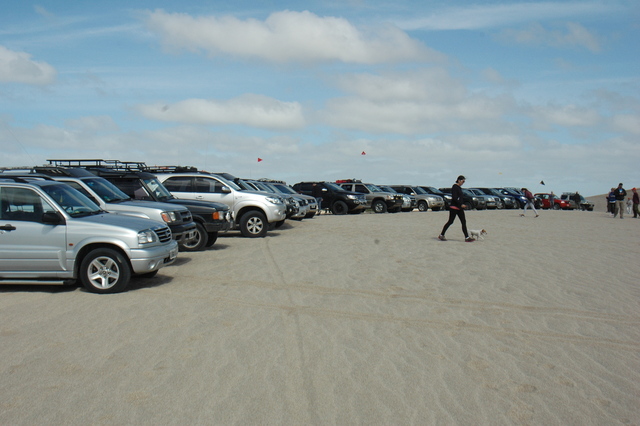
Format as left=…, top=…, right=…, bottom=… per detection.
left=441, top=208, right=468, bottom=238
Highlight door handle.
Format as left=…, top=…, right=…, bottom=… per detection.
left=0, top=224, right=17, bottom=231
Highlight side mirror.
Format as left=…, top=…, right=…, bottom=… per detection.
left=42, top=212, right=64, bottom=225
left=221, top=186, right=232, bottom=194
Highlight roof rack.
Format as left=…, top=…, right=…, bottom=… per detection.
left=258, top=178, right=287, bottom=184
left=143, top=165, right=200, bottom=173
left=335, top=179, right=362, bottom=183
left=0, top=174, right=55, bottom=183
left=47, top=159, right=149, bottom=172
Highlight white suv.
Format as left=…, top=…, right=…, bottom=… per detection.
left=154, top=171, right=286, bottom=238
left=0, top=177, right=178, bottom=293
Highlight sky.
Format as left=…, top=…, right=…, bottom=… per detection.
left=1, top=0, right=638, bottom=196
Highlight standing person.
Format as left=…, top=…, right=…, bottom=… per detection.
left=632, top=188, right=639, bottom=218
left=573, top=191, right=582, bottom=211
left=613, top=183, right=627, bottom=219
left=312, top=183, right=323, bottom=215
left=520, top=188, right=539, bottom=217
left=607, top=188, right=617, bottom=215
left=438, top=175, right=474, bottom=242
left=549, top=191, right=556, bottom=208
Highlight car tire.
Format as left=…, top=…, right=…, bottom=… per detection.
left=553, top=204, right=561, bottom=210
left=80, top=248, right=131, bottom=294
left=372, top=200, right=387, bottom=213
left=240, top=211, right=268, bottom=237
left=206, top=232, right=218, bottom=247
left=417, top=201, right=429, bottom=212
left=181, top=223, right=208, bottom=251
left=332, top=201, right=348, bottom=215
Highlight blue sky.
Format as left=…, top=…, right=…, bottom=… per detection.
left=1, top=1, right=638, bottom=196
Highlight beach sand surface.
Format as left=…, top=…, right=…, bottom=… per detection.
left=1, top=206, right=639, bottom=425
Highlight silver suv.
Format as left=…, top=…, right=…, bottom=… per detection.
left=388, top=185, right=445, bottom=211
left=0, top=177, right=178, bottom=293
left=2, top=167, right=198, bottom=251
left=154, top=170, right=287, bottom=238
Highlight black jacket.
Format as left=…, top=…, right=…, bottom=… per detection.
left=451, top=184, right=464, bottom=209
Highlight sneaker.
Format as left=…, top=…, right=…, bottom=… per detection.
left=535, top=214, right=539, bottom=217
left=465, top=237, right=475, bottom=242
left=438, top=235, right=447, bottom=241
left=520, top=214, right=525, bottom=217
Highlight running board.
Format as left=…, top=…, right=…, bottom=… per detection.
left=0, top=279, right=73, bottom=286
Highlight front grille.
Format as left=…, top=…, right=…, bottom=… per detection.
left=153, top=226, right=173, bottom=243
left=181, top=210, right=193, bottom=223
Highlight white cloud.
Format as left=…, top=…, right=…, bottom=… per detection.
left=398, top=1, right=617, bottom=31
left=323, top=70, right=511, bottom=134
left=612, top=114, right=640, bottom=135
left=0, top=45, right=56, bottom=85
left=532, top=104, right=601, bottom=127
left=145, top=9, right=443, bottom=64
left=499, top=22, right=602, bottom=52
left=137, top=94, right=306, bottom=130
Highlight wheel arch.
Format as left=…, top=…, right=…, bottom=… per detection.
left=74, top=243, right=131, bottom=279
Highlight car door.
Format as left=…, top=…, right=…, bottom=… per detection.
left=193, top=177, right=236, bottom=208
left=0, top=186, right=67, bottom=275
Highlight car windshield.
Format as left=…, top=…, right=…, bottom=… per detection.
left=214, top=175, right=242, bottom=191
left=412, top=186, right=428, bottom=194
left=424, top=186, right=444, bottom=195
left=379, top=186, right=397, bottom=193
left=142, top=177, right=175, bottom=201
left=234, top=179, right=256, bottom=191
left=253, top=182, right=275, bottom=193
left=324, top=182, right=346, bottom=191
left=364, top=183, right=382, bottom=192
left=273, top=184, right=296, bottom=194
left=84, top=177, right=130, bottom=203
left=41, top=183, right=102, bottom=217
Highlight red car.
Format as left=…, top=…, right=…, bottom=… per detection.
left=535, top=193, right=575, bottom=210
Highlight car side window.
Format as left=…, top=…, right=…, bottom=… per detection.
left=195, top=177, right=226, bottom=193
left=164, top=177, right=192, bottom=192
left=0, top=187, right=55, bottom=223
left=355, top=185, right=366, bottom=193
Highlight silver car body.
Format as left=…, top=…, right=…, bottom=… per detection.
left=0, top=180, right=178, bottom=282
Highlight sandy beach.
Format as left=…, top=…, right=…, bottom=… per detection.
left=1, top=203, right=639, bottom=425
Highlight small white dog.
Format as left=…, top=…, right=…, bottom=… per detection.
left=469, top=229, right=487, bottom=240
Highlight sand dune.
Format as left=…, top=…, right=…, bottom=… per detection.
left=1, top=208, right=638, bottom=425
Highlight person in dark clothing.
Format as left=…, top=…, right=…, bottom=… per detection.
left=607, top=188, right=617, bottom=215
left=438, top=175, right=473, bottom=242
left=613, top=183, right=627, bottom=219
left=632, top=188, right=639, bottom=218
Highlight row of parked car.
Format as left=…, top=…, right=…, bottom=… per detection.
left=0, top=159, right=593, bottom=294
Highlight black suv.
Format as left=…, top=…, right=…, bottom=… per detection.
left=47, top=160, right=232, bottom=250
left=292, top=182, right=366, bottom=215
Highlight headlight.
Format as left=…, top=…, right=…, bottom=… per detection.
left=266, top=197, right=283, bottom=204
left=138, top=229, right=158, bottom=244
left=161, top=211, right=177, bottom=223
left=347, top=194, right=357, bottom=200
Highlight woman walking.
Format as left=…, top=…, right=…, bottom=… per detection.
left=520, top=187, right=539, bottom=217
left=438, top=175, right=474, bottom=242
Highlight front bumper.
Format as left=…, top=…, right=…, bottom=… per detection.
left=130, top=240, right=179, bottom=274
